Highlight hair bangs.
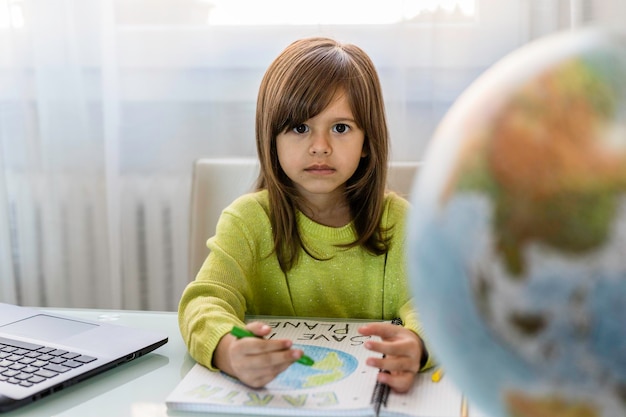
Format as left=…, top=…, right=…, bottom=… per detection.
left=273, top=48, right=362, bottom=136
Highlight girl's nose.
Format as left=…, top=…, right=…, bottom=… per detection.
left=309, top=132, right=331, bottom=155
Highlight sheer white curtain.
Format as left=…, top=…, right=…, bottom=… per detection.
left=0, top=0, right=622, bottom=310
left=0, top=0, right=121, bottom=309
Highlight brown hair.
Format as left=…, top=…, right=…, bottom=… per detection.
left=255, top=37, right=391, bottom=272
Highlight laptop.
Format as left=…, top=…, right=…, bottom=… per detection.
left=0, top=303, right=168, bottom=412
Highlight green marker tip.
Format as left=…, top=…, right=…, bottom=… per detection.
left=231, top=325, right=315, bottom=366
left=297, top=355, right=315, bottom=366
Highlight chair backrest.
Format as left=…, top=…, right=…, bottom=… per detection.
left=188, top=158, right=259, bottom=279
left=188, top=158, right=419, bottom=279
left=386, top=161, right=420, bottom=200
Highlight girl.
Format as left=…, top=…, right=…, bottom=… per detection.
left=178, top=37, right=432, bottom=393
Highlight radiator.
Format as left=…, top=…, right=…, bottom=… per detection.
left=0, top=173, right=191, bottom=312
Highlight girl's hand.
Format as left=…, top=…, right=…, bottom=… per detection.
left=213, top=321, right=304, bottom=388
left=358, top=322, right=425, bottom=393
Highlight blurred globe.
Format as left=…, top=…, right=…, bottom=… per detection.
left=408, top=28, right=626, bottom=417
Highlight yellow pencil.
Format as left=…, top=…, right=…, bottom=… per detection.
left=460, top=395, right=468, bottom=417
left=431, top=367, right=444, bottom=382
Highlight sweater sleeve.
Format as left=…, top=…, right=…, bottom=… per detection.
left=178, top=194, right=265, bottom=371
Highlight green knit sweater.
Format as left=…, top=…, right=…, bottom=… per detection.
left=178, top=190, right=429, bottom=371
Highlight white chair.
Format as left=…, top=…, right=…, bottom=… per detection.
left=386, top=161, right=420, bottom=200
left=188, top=158, right=259, bottom=279
left=188, top=158, right=419, bottom=279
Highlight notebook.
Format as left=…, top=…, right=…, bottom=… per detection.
left=0, top=302, right=168, bottom=413
left=166, top=317, right=484, bottom=417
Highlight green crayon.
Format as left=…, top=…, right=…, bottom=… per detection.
left=230, top=326, right=315, bottom=366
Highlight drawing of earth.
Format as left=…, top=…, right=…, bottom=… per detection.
left=266, top=345, right=358, bottom=391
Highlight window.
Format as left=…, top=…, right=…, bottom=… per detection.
left=114, top=0, right=477, bottom=26
left=0, top=0, right=24, bottom=29
left=204, top=0, right=477, bottom=25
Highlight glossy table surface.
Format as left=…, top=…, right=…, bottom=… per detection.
left=4, top=309, right=486, bottom=417
left=3, top=308, right=201, bottom=417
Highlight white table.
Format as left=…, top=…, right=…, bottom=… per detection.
left=4, top=308, right=198, bottom=417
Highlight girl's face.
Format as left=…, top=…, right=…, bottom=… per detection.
left=276, top=90, right=366, bottom=203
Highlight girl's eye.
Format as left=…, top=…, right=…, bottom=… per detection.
left=293, top=124, right=309, bottom=134
left=333, top=123, right=350, bottom=134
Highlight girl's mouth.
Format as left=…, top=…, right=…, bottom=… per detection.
left=305, top=164, right=335, bottom=174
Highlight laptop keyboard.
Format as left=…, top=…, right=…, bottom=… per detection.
left=0, top=336, right=97, bottom=388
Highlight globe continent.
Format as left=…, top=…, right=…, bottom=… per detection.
left=409, top=28, right=626, bottom=417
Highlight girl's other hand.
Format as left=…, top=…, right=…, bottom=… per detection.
left=213, top=321, right=304, bottom=388
left=358, top=322, right=425, bottom=393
